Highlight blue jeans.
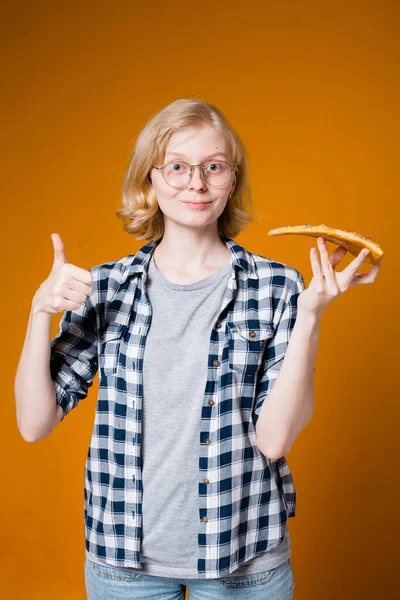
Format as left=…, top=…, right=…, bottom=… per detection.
left=84, top=557, right=295, bottom=599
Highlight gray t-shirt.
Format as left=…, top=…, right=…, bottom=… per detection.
left=88, top=254, right=290, bottom=578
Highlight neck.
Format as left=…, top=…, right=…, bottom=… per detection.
left=153, top=228, right=228, bottom=271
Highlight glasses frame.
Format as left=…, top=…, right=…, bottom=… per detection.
left=152, top=160, right=237, bottom=188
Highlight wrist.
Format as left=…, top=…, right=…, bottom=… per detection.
left=297, top=306, right=322, bottom=329
left=31, top=294, right=49, bottom=318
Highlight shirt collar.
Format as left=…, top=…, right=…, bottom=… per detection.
left=119, top=236, right=258, bottom=285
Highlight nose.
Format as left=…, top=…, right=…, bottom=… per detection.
left=188, top=165, right=207, bottom=191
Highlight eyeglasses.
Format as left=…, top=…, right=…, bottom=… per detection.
left=152, top=160, right=237, bottom=188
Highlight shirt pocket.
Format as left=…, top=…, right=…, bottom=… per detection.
left=99, top=324, right=126, bottom=376
left=227, top=320, right=275, bottom=376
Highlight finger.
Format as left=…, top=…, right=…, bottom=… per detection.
left=51, top=233, right=68, bottom=265
left=59, top=288, right=89, bottom=305
left=350, top=262, right=381, bottom=285
left=310, top=247, right=324, bottom=279
left=68, top=278, right=93, bottom=296
left=342, top=247, right=370, bottom=280
left=68, top=264, right=94, bottom=285
left=317, top=237, right=337, bottom=287
left=54, top=298, right=82, bottom=312
left=330, top=246, right=347, bottom=269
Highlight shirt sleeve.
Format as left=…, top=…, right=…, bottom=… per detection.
left=252, top=272, right=306, bottom=427
left=49, top=268, right=99, bottom=421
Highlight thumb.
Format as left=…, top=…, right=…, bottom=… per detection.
left=51, top=233, right=68, bottom=265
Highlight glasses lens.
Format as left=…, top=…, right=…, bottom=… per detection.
left=163, top=162, right=231, bottom=187
left=163, top=162, right=191, bottom=187
left=203, top=161, right=231, bottom=186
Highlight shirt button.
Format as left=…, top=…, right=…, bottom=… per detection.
left=205, top=439, right=211, bottom=444
left=249, top=331, right=256, bottom=338
left=213, top=359, right=220, bottom=367
left=202, top=516, right=208, bottom=522
left=208, top=399, right=215, bottom=406
left=216, top=321, right=222, bottom=329
left=203, top=478, right=210, bottom=484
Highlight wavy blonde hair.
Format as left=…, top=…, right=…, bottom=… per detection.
left=116, top=96, right=262, bottom=241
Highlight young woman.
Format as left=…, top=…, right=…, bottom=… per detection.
left=15, top=98, right=380, bottom=599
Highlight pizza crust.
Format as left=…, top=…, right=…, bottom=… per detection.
left=267, top=224, right=383, bottom=264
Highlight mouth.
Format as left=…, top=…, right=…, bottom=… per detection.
left=182, top=200, right=213, bottom=207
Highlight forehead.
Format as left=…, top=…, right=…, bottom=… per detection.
left=164, top=125, right=228, bottom=158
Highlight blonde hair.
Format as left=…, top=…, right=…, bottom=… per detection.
left=117, top=96, right=262, bottom=241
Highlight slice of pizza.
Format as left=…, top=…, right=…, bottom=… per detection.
left=268, top=224, right=383, bottom=264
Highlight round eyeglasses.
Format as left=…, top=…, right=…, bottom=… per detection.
left=152, top=160, right=237, bottom=188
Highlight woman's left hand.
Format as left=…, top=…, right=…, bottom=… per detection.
left=297, top=236, right=381, bottom=319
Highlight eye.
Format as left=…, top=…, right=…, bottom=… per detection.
left=166, top=162, right=188, bottom=172
left=205, top=162, right=223, bottom=172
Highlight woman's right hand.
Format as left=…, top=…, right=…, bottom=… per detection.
left=32, top=233, right=94, bottom=315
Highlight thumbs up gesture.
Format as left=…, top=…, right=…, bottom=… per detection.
left=32, top=233, right=94, bottom=315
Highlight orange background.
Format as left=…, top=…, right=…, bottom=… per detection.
left=2, top=1, right=398, bottom=598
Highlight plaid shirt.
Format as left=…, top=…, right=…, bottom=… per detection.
left=50, top=236, right=305, bottom=578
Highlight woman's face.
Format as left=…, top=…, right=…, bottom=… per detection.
left=150, top=125, right=236, bottom=231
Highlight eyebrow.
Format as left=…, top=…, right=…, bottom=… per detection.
left=164, top=151, right=229, bottom=161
